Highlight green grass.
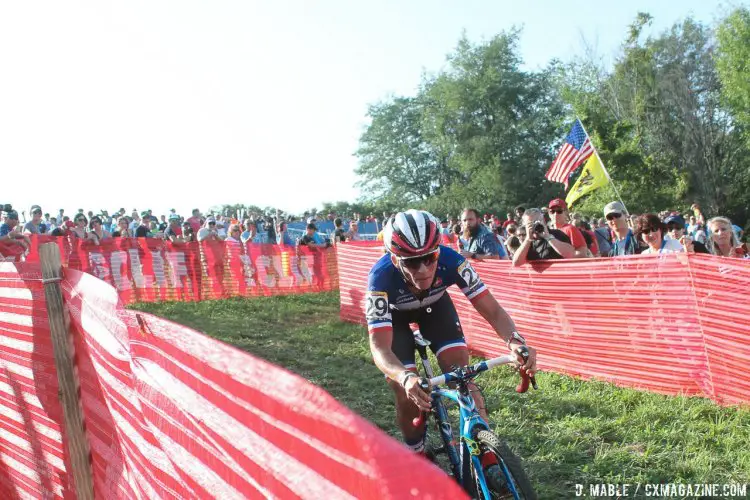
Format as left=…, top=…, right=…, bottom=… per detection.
left=131, top=293, right=750, bottom=499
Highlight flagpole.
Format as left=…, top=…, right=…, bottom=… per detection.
left=576, top=118, right=629, bottom=215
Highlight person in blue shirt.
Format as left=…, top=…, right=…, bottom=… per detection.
left=366, top=209, right=536, bottom=474
left=297, top=223, right=330, bottom=248
left=460, top=208, right=506, bottom=260
left=241, top=221, right=265, bottom=244
left=276, top=222, right=296, bottom=246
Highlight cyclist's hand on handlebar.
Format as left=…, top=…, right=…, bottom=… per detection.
left=404, top=376, right=432, bottom=411
left=513, top=344, right=537, bottom=377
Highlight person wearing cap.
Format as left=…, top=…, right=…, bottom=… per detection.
left=0, top=211, right=29, bottom=250
left=135, top=212, right=153, bottom=238
left=23, top=205, right=46, bottom=235
left=604, top=201, right=640, bottom=256
left=215, top=218, right=228, bottom=239
left=164, top=214, right=183, bottom=242
left=664, top=214, right=708, bottom=254
left=197, top=216, right=221, bottom=242
left=548, top=199, right=589, bottom=258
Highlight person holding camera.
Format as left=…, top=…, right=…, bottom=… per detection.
left=512, top=208, right=575, bottom=266
left=0, top=210, right=30, bottom=254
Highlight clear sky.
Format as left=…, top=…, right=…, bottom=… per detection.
left=0, top=0, right=726, bottom=219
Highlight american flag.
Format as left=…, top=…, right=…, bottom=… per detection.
left=545, top=119, right=594, bottom=187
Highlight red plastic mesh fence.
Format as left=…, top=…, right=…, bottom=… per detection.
left=0, top=259, right=466, bottom=499
left=337, top=242, right=750, bottom=406
left=21, top=236, right=339, bottom=305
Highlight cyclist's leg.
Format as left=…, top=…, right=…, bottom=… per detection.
left=418, top=294, right=489, bottom=421
left=387, top=310, right=426, bottom=452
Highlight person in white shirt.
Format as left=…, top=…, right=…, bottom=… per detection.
left=225, top=224, right=242, bottom=243
left=635, top=213, right=689, bottom=255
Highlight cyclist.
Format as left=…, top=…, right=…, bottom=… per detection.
left=366, top=209, right=537, bottom=465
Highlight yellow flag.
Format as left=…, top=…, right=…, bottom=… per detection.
left=565, top=154, right=609, bottom=207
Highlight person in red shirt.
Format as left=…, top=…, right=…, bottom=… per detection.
left=548, top=199, right=589, bottom=258
left=187, top=209, right=203, bottom=234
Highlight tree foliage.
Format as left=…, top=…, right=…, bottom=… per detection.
left=345, top=11, right=750, bottom=227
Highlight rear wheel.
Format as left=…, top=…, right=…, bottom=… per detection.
left=471, top=430, right=536, bottom=500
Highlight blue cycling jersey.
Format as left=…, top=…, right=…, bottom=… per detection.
left=365, top=245, right=487, bottom=332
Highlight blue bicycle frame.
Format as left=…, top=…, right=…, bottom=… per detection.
left=414, top=331, right=523, bottom=499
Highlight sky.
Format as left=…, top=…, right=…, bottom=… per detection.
left=0, top=0, right=727, bottom=219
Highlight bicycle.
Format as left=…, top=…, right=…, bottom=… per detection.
left=411, top=330, right=538, bottom=500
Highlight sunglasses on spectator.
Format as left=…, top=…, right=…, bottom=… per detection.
left=641, top=227, right=661, bottom=235
left=667, top=224, right=682, bottom=231
left=549, top=208, right=564, bottom=214
left=209, top=222, right=216, bottom=225
left=606, top=213, right=622, bottom=221
left=32, top=210, right=42, bottom=215
left=399, top=249, right=439, bottom=270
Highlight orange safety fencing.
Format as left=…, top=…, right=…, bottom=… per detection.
left=337, top=242, right=750, bottom=406
left=0, top=260, right=466, bottom=499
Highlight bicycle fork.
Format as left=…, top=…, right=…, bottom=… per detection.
left=415, top=341, right=462, bottom=480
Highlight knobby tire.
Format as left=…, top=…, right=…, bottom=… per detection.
left=471, top=430, right=537, bottom=500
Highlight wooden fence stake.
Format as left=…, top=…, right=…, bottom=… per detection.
left=39, top=242, right=94, bottom=500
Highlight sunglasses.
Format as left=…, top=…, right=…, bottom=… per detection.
left=399, top=250, right=439, bottom=270
left=667, top=224, right=682, bottom=231
left=606, top=213, right=622, bottom=221
left=641, top=227, right=661, bottom=235
left=549, top=208, right=564, bottom=214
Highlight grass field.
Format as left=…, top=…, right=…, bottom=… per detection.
left=131, top=292, right=750, bottom=499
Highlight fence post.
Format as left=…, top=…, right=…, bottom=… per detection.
left=39, top=242, right=94, bottom=500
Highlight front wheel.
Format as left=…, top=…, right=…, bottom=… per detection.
left=471, top=430, right=537, bottom=500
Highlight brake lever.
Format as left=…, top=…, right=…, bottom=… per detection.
left=514, top=346, right=538, bottom=393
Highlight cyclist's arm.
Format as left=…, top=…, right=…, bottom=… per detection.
left=471, top=291, right=521, bottom=348
left=472, top=291, right=537, bottom=376
left=369, top=328, right=410, bottom=381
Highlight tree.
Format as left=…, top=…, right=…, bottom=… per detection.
left=355, top=30, right=566, bottom=215
left=717, top=7, right=750, bottom=137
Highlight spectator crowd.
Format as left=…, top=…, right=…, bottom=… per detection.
left=426, top=200, right=748, bottom=263
left=0, top=201, right=747, bottom=261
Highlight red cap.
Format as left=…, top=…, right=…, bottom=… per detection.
left=549, top=198, right=567, bottom=210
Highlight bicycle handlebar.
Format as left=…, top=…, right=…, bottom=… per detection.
left=411, top=347, right=538, bottom=428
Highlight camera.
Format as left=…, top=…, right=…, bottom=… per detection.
left=1, top=204, right=12, bottom=213
left=533, top=222, right=546, bottom=234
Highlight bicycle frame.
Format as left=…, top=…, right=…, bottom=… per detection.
left=415, top=340, right=523, bottom=499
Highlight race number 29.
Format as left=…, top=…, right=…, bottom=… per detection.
left=458, top=261, right=479, bottom=287
left=365, top=291, right=390, bottom=321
